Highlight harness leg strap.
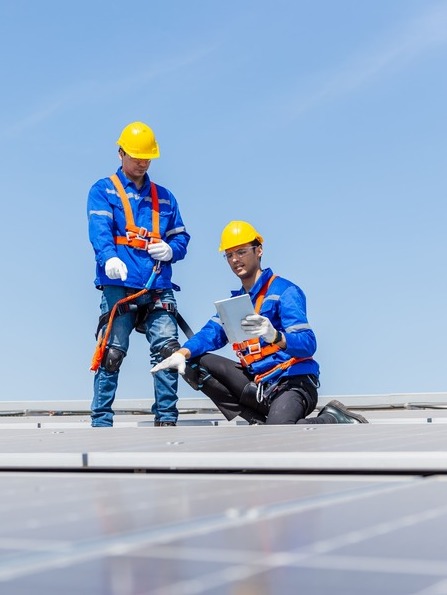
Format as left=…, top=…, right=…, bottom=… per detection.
left=95, top=303, right=138, bottom=339
left=135, top=302, right=177, bottom=334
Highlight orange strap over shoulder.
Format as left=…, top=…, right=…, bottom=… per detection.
left=253, top=274, right=276, bottom=313
left=110, top=174, right=161, bottom=250
left=232, top=275, right=281, bottom=365
left=232, top=274, right=313, bottom=376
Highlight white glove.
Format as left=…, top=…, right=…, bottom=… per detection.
left=241, top=314, right=277, bottom=343
left=147, top=240, right=173, bottom=262
left=105, top=257, right=128, bottom=281
left=151, top=352, right=186, bottom=375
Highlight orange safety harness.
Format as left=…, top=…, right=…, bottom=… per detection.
left=89, top=175, right=163, bottom=372
left=232, top=275, right=312, bottom=387
left=110, top=174, right=161, bottom=250
left=232, top=275, right=280, bottom=366
left=90, top=284, right=151, bottom=372
left=89, top=260, right=162, bottom=372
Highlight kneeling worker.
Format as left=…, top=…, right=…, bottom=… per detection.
left=151, top=221, right=368, bottom=425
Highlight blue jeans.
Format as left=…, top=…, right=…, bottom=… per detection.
left=91, top=286, right=179, bottom=426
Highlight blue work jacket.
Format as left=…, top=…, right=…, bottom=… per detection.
left=184, top=268, right=320, bottom=380
left=87, top=168, right=190, bottom=290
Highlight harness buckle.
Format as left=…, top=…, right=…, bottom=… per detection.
left=246, top=342, right=261, bottom=356
left=233, top=339, right=262, bottom=367
left=138, top=226, right=149, bottom=238
left=124, top=231, right=151, bottom=250
left=162, top=302, right=177, bottom=314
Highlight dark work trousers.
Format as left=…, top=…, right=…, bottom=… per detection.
left=190, top=353, right=326, bottom=425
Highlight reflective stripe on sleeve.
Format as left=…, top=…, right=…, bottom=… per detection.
left=285, top=323, right=311, bottom=332
left=166, top=226, right=187, bottom=237
left=89, top=210, right=113, bottom=219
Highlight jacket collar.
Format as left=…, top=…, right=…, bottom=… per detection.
left=230, top=267, right=274, bottom=298
left=116, top=167, right=150, bottom=192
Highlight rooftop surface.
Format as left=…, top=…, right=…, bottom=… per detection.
left=1, top=393, right=447, bottom=594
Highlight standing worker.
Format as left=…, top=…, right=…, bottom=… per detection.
left=151, top=221, right=367, bottom=425
left=87, top=121, right=190, bottom=427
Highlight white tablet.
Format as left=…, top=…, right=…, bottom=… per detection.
left=214, top=294, right=255, bottom=343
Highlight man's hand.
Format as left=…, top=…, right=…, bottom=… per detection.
left=105, top=257, right=128, bottom=281
left=151, top=352, right=186, bottom=375
left=147, top=240, right=173, bottom=262
left=241, top=314, right=277, bottom=343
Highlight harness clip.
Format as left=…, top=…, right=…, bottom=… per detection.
left=129, top=232, right=150, bottom=250
left=247, top=342, right=261, bottom=356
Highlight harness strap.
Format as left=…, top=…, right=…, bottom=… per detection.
left=253, top=274, right=277, bottom=313
left=232, top=337, right=281, bottom=366
left=230, top=274, right=314, bottom=380
left=95, top=303, right=137, bottom=338
left=90, top=286, right=148, bottom=371
left=232, top=275, right=281, bottom=365
left=95, top=301, right=177, bottom=339
left=110, top=174, right=161, bottom=249
left=176, top=311, right=194, bottom=339
left=254, top=356, right=312, bottom=385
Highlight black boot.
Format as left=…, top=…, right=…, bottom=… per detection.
left=317, top=400, right=368, bottom=424
left=239, top=407, right=266, bottom=425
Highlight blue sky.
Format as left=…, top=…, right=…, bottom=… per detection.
left=1, top=0, right=446, bottom=403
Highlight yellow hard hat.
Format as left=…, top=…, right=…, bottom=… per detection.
left=116, top=121, right=160, bottom=159
left=219, top=221, right=264, bottom=251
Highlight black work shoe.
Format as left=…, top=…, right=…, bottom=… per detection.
left=154, top=421, right=177, bottom=427
left=318, top=400, right=368, bottom=424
